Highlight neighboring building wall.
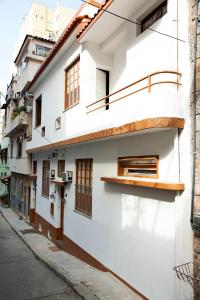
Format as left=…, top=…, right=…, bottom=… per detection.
left=192, top=0, right=200, bottom=292
left=18, top=3, right=76, bottom=46
left=10, top=172, right=31, bottom=218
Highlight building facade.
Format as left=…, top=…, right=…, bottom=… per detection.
left=25, top=0, right=193, bottom=299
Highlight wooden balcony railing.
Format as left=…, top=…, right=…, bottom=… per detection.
left=86, top=70, right=181, bottom=114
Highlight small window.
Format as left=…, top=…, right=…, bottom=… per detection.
left=35, top=45, right=51, bottom=57
left=57, top=160, right=65, bottom=177
left=75, top=159, right=93, bottom=217
left=96, top=69, right=109, bottom=110
left=10, top=140, right=13, bottom=159
left=35, top=95, right=42, bottom=127
left=118, top=156, right=159, bottom=178
left=16, top=136, right=23, bottom=159
left=141, top=1, right=167, bottom=33
left=42, top=160, right=50, bottom=197
left=41, top=126, right=45, bottom=137
left=65, top=59, right=80, bottom=110
left=55, top=117, right=61, bottom=130
left=50, top=202, right=54, bottom=216
left=33, top=161, right=37, bottom=174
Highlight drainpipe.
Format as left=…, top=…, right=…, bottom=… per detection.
left=190, top=0, right=198, bottom=225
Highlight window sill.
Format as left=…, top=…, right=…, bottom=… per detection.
left=51, top=179, right=66, bottom=185
left=63, top=102, right=79, bottom=113
left=101, top=176, right=184, bottom=191
left=74, top=209, right=92, bottom=219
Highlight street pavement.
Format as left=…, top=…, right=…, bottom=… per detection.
left=0, top=214, right=81, bottom=300
left=0, top=206, right=144, bottom=300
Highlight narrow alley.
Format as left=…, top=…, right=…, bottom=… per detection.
left=0, top=214, right=81, bottom=300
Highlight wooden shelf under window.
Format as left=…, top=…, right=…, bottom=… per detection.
left=101, top=177, right=184, bottom=191
left=51, top=179, right=66, bottom=185
left=29, top=173, right=37, bottom=179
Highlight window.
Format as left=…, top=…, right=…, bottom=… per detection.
left=57, top=160, right=65, bottom=178
left=33, top=161, right=37, bottom=174
left=65, top=59, right=80, bottom=109
left=96, top=69, right=109, bottom=110
left=41, top=126, right=45, bottom=137
left=141, top=1, right=167, bottom=33
left=10, top=140, right=13, bottom=159
left=55, top=117, right=61, bottom=130
left=118, top=156, right=159, bottom=178
left=35, top=45, right=51, bottom=57
left=42, top=160, right=50, bottom=197
left=35, top=95, right=42, bottom=127
left=75, top=159, right=93, bottom=217
left=16, top=136, right=23, bottom=159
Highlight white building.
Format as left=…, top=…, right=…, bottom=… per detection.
left=26, top=0, right=192, bottom=299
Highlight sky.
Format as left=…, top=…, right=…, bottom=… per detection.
left=0, top=0, right=83, bottom=96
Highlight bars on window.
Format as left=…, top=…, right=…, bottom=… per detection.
left=75, top=159, right=93, bottom=217
left=65, top=59, right=80, bottom=109
left=118, top=156, right=159, bottom=178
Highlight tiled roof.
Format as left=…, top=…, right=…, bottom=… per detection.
left=14, top=34, right=55, bottom=64
left=77, top=0, right=113, bottom=39
left=27, top=15, right=90, bottom=91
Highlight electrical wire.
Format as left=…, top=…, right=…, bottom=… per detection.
left=80, top=0, right=186, bottom=43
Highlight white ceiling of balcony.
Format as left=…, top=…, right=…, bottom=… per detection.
left=80, top=0, right=148, bottom=44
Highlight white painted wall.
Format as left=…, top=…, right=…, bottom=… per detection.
left=9, top=135, right=30, bottom=174
left=28, top=0, right=193, bottom=299
left=27, top=0, right=189, bottom=152
left=33, top=129, right=192, bottom=300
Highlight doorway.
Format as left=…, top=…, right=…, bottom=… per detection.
left=60, top=186, right=65, bottom=238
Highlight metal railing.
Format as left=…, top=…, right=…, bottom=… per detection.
left=86, top=70, right=181, bottom=114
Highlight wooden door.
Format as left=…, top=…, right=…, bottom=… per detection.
left=60, top=186, right=65, bottom=237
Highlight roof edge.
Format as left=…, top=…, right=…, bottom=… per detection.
left=27, top=15, right=90, bottom=91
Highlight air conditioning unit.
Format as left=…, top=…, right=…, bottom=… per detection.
left=62, top=171, right=73, bottom=183
left=26, top=106, right=32, bottom=113
left=49, top=170, right=55, bottom=180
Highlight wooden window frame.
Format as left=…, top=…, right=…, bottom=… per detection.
left=64, top=58, right=80, bottom=110
left=118, top=155, right=159, bottom=179
left=141, top=1, right=167, bottom=33
left=42, top=160, right=50, bottom=198
left=57, top=160, right=65, bottom=178
left=35, top=95, right=42, bottom=128
left=75, top=159, right=93, bottom=217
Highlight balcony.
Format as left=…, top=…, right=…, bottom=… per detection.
left=5, top=111, right=28, bottom=137
left=86, top=70, right=181, bottom=114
